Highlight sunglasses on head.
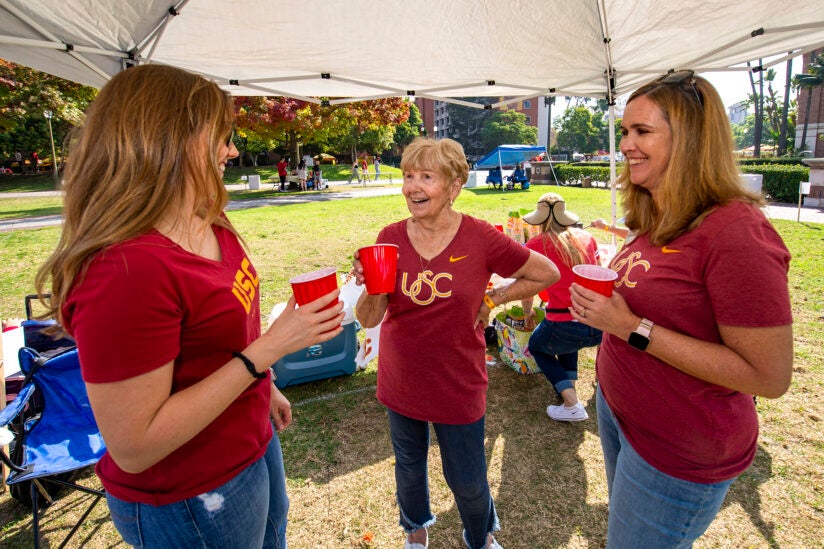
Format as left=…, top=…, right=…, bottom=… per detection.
left=655, top=69, right=703, bottom=107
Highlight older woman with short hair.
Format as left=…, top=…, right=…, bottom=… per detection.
left=353, top=137, right=559, bottom=549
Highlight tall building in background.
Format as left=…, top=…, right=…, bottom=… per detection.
left=728, top=101, right=749, bottom=125
left=415, top=96, right=553, bottom=159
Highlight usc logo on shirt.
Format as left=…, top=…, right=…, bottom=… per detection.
left=401, top=269, right=453, bottom=306
left=612, top=251, right=650, bottom=289
left=232, top=257, right=259, bottom=313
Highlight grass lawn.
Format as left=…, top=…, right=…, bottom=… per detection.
left=1, top=184, right=823, bottom=548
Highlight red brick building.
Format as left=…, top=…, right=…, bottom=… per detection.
left=795, top=48, right=824, bottom=157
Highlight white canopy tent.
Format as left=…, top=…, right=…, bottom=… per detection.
left=2, top=0, right=824, bottom=225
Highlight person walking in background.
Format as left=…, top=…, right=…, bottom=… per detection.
left=374, top=156, right=381, bottom=181
left=570, top=71, right=793, bottom=547
left=312, top=162, right=322, bottom=190
left=276, top=155, right=289, bottom=191
left=360, top=158, right=369, bottom=182
left=352, top=137, right=558, bottom=549
left=34, top=64, right=344, bottom=549
left=520, top=192, right=602, bottom=422
left=349, top=160, right=360, bottom=184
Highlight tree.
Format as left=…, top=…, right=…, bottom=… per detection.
left=793, top=52, right=824, bottom=154
left=554, top=106, right=600, bottom=154
left=0, top=59, right=96, bottom=164
left=480, top=110, right=537, bottom=151
left=731, top=115, right=755, bottom=150
left=392, top=101, right=422, bottom=149
left=778, top=55, right=793, bottom=156
left=747, top=62, right=769, bottom=157
left=233, top=96, right=410, bottom=166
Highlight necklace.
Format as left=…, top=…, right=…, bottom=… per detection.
left=410, top=213, right=458, bottom=272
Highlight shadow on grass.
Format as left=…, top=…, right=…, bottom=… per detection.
left=0, top=205, right=64, bottom=220
left=0, top=467, right=116, bottom=548
left=722, top=444, right=777, bottom=548
left=277, top=351, right=611, bottom=547
left=426, top=361, right=608, bottom=547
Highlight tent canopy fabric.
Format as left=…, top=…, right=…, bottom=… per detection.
left=1, top=1, right=823, bottom=107
left=474, top=145, right=547, bottom=169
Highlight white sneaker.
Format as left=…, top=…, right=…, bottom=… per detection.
left=546, top=402, right=589, bottom=422
left=486, top=537, right=504, bottom=549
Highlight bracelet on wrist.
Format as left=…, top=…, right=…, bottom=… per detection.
left=233, top=351, right=268, bottom=379
left=483, top=293, right=496, bottom=310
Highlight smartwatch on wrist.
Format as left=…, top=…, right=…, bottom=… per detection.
left=627, top=318, right=654, bottom=351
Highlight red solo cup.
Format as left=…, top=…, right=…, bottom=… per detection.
left=289, top=267, right=339, bottom=311
left=494, top=224, right=504, bottom=232
left=358, top=244, right=399, bottom=295
left=572, top=264, right=618, bottom=297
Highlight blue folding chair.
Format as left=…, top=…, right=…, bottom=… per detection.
left=486, top=167, right=503, bottom=189
left=506, top=168, right=530, bottom=189
left=0, top=346, right=106, bottom=548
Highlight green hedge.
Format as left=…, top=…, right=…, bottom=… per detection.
left=737, top=157, right=807, bottom=166
left=554, top=164, right=614, bottom=184
left=740, top=164, right=809, bottom=203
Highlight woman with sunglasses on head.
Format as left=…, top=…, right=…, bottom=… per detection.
left=35, top=64, right=343, bottom=549
left=519, top=193, right=602, bottom=422
left=570, top=71, right=793, bottom=547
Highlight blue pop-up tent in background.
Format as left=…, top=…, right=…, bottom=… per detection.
left=474, top=145, right=557, bottom=186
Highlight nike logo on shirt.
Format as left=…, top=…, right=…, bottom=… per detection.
left=449, top=255, right=468, bottom=262
left=661, top=246, right=681, bottom=254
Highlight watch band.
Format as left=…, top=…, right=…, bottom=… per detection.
left=635, top=318, right=653, bottom=338
left=627, top=317, right=654, bottom=351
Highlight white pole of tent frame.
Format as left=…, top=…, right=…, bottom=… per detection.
left=498, top=150, right=504, bottom=192
left=608, top=104, right=618, bottom=248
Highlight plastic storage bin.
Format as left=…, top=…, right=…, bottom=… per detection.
left=272, top=321, right=359, bottom=389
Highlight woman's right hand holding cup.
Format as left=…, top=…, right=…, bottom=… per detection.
left=253, top=291, right=344, bottom=370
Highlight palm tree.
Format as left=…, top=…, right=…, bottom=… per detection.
left=778, top=55, right=793, bottom=156
left=792, top=52, right=824, bottom=155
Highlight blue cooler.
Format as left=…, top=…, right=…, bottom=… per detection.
left=272, top=320, right=359, bottom=389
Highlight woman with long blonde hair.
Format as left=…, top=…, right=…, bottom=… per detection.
left=520, top=192, right=602, bottom=421
left=570, top=71, right=793, bottom=547
left=35, top=64, right=343, bottom=548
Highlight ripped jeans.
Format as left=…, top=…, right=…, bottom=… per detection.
left=106, top=434, right=288, bottom=549
left=388, top=409, right=499, bottom=549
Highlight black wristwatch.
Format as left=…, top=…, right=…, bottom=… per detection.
left=627, top=318, right=654, bottom=351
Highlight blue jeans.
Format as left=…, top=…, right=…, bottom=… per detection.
left=596, top=386, right=734, bottom=548
left=106, top=434, right=289, bottom=549
left=387, top=409, right=499, bottom=549
left=529, top=319, right=602, bottom=393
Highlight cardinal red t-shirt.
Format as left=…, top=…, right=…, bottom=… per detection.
left=63, top=224, right=271, bottom=505
left=598, top=200, right=792, bottom=483
left=376, top=215, right=531, bottom=424
left=525, top=228, right=599, bottom=321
